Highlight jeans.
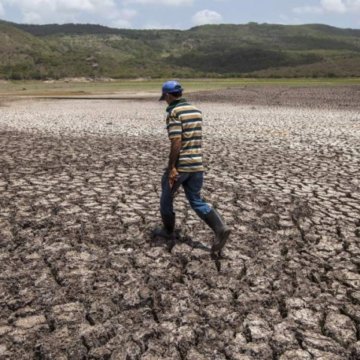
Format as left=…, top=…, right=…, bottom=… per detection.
left=160, top=170, right=212, bottom=219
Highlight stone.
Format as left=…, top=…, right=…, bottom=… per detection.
left=350, top=341, right=360, bottom=359
left=243, top=315, right=272, bottom=342
left=288, top=308, right=321, bottom=329
left=242, top=342, right=273, bottom=358
left=272, top=322, right=298, bottom=353
left=0, top=344, right=9, bottom=356
left=15, top=315, right=47, bottom=329
left=279, top=349, right=312, bottom=360
left=324, top=312, right=357, bottom=347
left=302, top=332, right=345, bottom=355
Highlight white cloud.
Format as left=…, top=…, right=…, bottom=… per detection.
left=293, top=0, right=360, bottom=16
left=2, top=0, right=140, bottom=25
left=293, top=6, right=324, bottom=14
left=55, top=0, right=95, bottom=13
left=23, top=11, right=43, bottom=23
left=124, top=0, right=193, bottom=5
left=321, top=0, right=347, bottom=13
left=348, top=0, right=360, bottom=11
left=3, top=0, right=117, bottom=16
left=112, top=8, right=137, bottom=28
left=192, top=9, right=223, bottom=26
left=278, top=14, right=303, bottom=25
left=120, top=8, right=138, bottom=19
left=112, top=19, right=132, bottom=28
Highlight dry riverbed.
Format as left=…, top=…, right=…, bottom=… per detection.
left=0, top=87, right=360, bottom=359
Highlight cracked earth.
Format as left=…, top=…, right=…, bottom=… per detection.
left=0, top=86, right=360, bottom=359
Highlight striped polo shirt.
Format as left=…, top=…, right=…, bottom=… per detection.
left=166, top=98, right=205, bottom=173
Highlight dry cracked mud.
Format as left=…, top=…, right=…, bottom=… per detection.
left=0, top=87, right=360, bottom=359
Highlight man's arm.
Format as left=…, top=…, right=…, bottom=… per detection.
left=168, top=137, right=181, bottom=188
left=167, top=111, right=182, bottom=189
left=168, top=137, right=181, bottom=170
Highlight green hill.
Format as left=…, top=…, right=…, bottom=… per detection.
left=1, top=20, right=360, bottom=79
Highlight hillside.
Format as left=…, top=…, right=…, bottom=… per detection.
left=1, top=20, right=360, bottom=79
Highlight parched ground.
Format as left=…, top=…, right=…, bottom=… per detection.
left=0, top=87, right=360, bottom=360
left=191, top=85, right=360, bottom=110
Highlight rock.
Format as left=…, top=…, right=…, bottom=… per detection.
left=234, top=332, right=247, bottom=346
left=15, top=315, right=47, bottom=329
left=187, top=348, right=207, bottom=360
left=301, top=332, right=346, bottom=356
left=324, top=312, right=357, bottom=347
left=342, top=303, right=360, bottom=323
left=0, top=326, right=12, bottom=336
left=34, top=326, right=88, bottom=359
left=335, top=270, right=360, bottom=289
left=243, top=314, right=272, bottom=342
left=225, top=351, right=253, bottom=360
left=279, top=349, right=312, bottom=360
left=350, top=341, right=360, bottom=359
left=50, top=302, right=85, bottom=326
left=89, top=346, right=112, bottom=359
left=354, top=228, right=360, bottom=238
left=272, top=322, right=298, bottom=353
left=80, top=323, right=116, bottom=349
left=0, top=344, right=9, bottom=357
left=279, top=220, right=294, bottom=228
left=305, top=349, right=346, bottom=360
left=242, top=342, right=273, bottom=358
left=225, top=332, right=248, bottom=358
left=285, top=298, right=306, bottom=309
left=349, top=291, right=360, bottom=305
left=288, top=308, right=321, bottom=330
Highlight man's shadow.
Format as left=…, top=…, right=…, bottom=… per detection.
left=150, top=229, right=209, bottom=251
left=150, top=230, right=224, bottom=269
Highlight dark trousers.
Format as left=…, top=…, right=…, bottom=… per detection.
left=160, top=170, right=212, bottom=220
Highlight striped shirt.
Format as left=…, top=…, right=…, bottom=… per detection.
left=166, top=98, right=205, bottom=173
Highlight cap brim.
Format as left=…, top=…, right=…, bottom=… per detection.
left=159, top=93, right=166, bottom=101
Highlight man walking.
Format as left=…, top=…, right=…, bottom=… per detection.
left=153, top=80, right=230, bottom=255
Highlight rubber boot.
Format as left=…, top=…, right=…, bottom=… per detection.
left=202, top=208, right=230, bottom=254
left=152, top=213, right=175, bottom=240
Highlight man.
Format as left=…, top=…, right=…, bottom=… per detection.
left=153, top=80, right=230, bottom=255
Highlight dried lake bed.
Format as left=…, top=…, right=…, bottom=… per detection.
left=0, top=87, right=360, bottom=359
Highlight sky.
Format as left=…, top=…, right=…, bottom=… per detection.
left=0, top=0, right=359, bottom=29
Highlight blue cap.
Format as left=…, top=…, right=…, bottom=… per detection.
left=159, top=80, right=183, bottom=101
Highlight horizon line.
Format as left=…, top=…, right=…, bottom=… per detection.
left=1, top=19, right=359, bottom=32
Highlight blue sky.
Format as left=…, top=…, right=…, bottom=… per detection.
left=0, top=0, right=359, bottom=29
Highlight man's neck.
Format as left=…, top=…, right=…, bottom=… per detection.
left=168, top=98, right=185, bottom=106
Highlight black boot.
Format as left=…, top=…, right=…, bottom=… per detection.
left=202, top=209, right=230, bottom=254
left=152, top=213, right=175, bottom=240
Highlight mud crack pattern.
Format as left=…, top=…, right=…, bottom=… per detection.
left=0, top=94, right=360, bottom=359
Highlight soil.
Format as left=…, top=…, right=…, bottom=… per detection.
left=190, top=85, right=360, bottom=110
left=0, top=87, right=359, bottom=359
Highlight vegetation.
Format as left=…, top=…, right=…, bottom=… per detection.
left=0, top=20, right=359, bottom=79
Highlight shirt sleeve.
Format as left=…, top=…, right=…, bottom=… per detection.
left=167, top=112, right=182, bottom=140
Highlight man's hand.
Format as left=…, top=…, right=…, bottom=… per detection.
left=169, top=167, right=179, bottom=189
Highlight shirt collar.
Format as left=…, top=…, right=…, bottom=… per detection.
left=166, top=98, right=187, bottom=112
